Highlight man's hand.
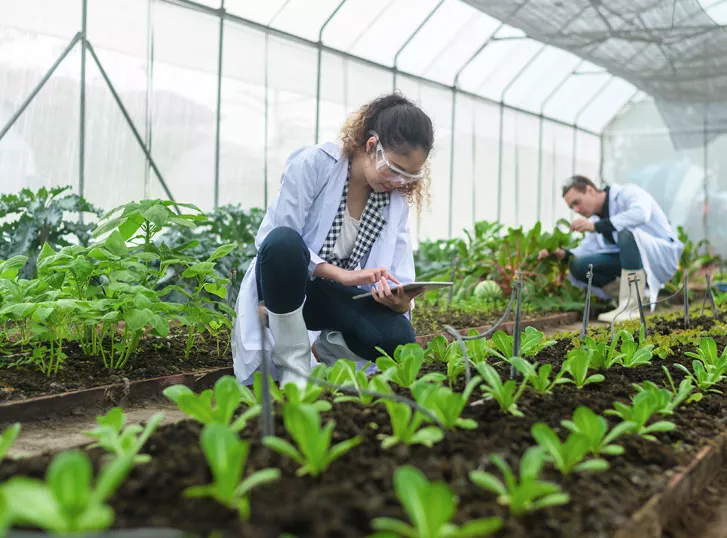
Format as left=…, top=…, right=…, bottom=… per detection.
left=538, top=248, right=566, bottom=262
left=570, top=217, right=595, bottom=233
left=371, top=277, right=417, bottom=314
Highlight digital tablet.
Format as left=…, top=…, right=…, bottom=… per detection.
left=351, top=281, right=454, bottom=300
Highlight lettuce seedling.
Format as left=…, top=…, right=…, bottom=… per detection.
left=582, top=335, right=623, bottom=369
left=673, top=361, right=724, bottom=394
left=0, top=423, right=20, bottom=463
left=371, top=465, right=503, bottom=538
left=531, top=423, right=609, bottom=474
left=84, top=408, right=163, bottom=464
left=469, top=447, right=570, bottom=516
left=163, top=375, right=260, bottom=432
left=605, top=391, right=676, bottom=441
left=185, top=424, right=280, bottom=520
left=424, top=335, right=449, bottom=362
left=560, top=406, right=634, bottom=457
left=485, top=327, right=556, bottom=361
left=327, top=359, right=389, bottom=405
left=411, top=376, right=481, bottom=430
left=618, top=327, right=655, bottom=368
left=632, top=379, right=696, bottom=415
left=475, top=362, right=528, bottom=417
left=662, top=365, right=702, bottom=404
left=560, top=349, right=605, bottom=388
left=685, top=337, right=727, bottom=372
left=509, top=357, right=567, bottom=394
left=381, top=400, right=445, bottom=449
left=263, top=403, right=361, bottom=477
left=376, top=343, right=446, bottom=387
left=1, top=449, right=133, bottom=534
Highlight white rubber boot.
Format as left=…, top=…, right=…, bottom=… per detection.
left=311, top=329, right=366, bottom=367
left=597, top=269, right=647, bottom=323
left=267, top=301, right=311, bottom=389
left=601, top=278, right=620, bottom=300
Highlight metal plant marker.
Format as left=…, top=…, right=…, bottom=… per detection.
left=632, top=273, right=648, bottom=340
left=580, top=264, right=594, bottom=342
left=701, top=273, right=718, bottom=317
left=447, top=256, right=459, bottom=307
left=684, top=272, right=690, bottom=329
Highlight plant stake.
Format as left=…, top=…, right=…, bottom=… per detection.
left=580, top=264, right=593, bottom=343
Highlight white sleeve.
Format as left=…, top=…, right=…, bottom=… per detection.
left=254, top=149, right=326, bottom=276
left=610, top=185, right=652, bottom=231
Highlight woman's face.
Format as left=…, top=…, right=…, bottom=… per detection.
left=362, top=136, right=428, bottom=193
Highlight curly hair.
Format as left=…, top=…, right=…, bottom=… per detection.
left=340, top=92, right=434, bottom=213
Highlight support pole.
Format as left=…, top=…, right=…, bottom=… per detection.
left=214, top=1, right=225, bottom=209
left=314, top=0, right=347, bottom=144
left=80, top=0, right=88, bottom=202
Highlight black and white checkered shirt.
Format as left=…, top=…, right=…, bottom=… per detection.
left=318, top=162, right=390, bottom=271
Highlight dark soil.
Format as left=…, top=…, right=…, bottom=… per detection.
left=0, top=327, right=231, bottom=401
left=3, top=328, right=727, bottom=537
left=662, top=466, right=727, bottom=538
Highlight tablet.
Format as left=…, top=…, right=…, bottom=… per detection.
left=351, top=281, right=454, bottom=300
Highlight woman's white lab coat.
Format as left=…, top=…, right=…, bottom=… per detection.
left=568, top=183, right=683, bottom=306
left=231, top=141, right=416, bottom=382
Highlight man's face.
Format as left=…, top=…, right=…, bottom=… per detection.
left=564, top=186, right=600, bottom=218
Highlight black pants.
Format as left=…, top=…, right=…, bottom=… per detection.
left=255, top=226, right=416, bottom=361
left=569, top=230, right=644, bottom=287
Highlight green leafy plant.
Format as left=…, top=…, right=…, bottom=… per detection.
left=163, top=376, right=260, bottom=432
left=531, top=423, right=609, bottom=474
left=631, top=379, right=695, bottom=415
left=1, top=449, right=133, bottom=534
left=484, top=327, right=556, bottom=361
left=605, top=392, right=677, bottom=441
left=0, top=423, right=20, bottom=463
left=469, top=447, right=570, bottom=516
left=376, top=343, right=446, bottom=387
left=370, top=465, right=503, bottom=538
left=327, top=359, right=389, bottom=405
left=84, top=408, right=163, bottom=464
left=581, top=335, right=624, bottom=369
left=686, top=337, right=727, bottom=373
left=475, top=362, right=528, bottom=416
left=0, top=186, right=102, bottom=279
left=618, top=327, right=655, bottom=368
left=411, top=376, right=481, bottom=430
left=380, top=401, right=445, bottom=449
left=185, top=424, right=280, bottom=520
left=509, top=357, right=567, bottom=394
left=672, top=360, right=725, bottom=394
left=263, top=403, right=361, bottom=477
left=560, top=349, right=605, bottom=388
left=560, top=407, right=634, bottom=457
left=662, top=365, right=703, bottom=404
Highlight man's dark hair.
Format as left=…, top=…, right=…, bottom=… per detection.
left=562, top=175, right=599, bottom=197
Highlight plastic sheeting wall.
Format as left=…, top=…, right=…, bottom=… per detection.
left=0, top=0, right=600, bottom=243
left=603, top=98, right=727, bottom=255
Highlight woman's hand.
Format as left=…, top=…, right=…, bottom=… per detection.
left=334, top=266, right=401, bottom=287
left=371, top=277, right=417, bottom=314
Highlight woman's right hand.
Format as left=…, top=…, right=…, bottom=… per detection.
left=335, top=267, right=401, bottom=287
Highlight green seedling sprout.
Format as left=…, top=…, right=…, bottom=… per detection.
left=84, top=408, right=163, bottom=464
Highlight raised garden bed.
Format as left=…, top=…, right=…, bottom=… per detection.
left=3, top=314, right=727, bottom=537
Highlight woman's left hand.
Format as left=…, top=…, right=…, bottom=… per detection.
left=371, top=277, right=415, bottom=314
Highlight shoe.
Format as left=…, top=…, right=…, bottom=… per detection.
left=601, top=278, right=620, bottom=299
left=311, top=329, right=367, bottom=367
left=597, top=270, right=647, bottom=323
left=267, top=301, right=311, bottom=389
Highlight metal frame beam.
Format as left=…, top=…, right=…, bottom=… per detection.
left=80, top=0, right=88, bottom=203
left=214, top=0, right=225, bottom=209
left=393, top=0, right=446, bottom=90
left=314, top=0, right=347, bottom=144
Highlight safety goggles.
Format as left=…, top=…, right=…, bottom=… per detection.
left=371, top=131, right=426, bottom=185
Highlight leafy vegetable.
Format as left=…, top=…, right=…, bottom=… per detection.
left=560, top=407, right=634, bottom=457
left=509, top=357, right=567, bottom=394
left=376, top=344, right=446, bottom=387
left=263, top=403, right=361, bottom=477
left=605, top=391, right=677, bottom=441
left=84, top=408, right=163, bottom=464
left=411, top=376, right=481, bottom=430
left=185, top=424, right=280, bottom=520
left=469, top=447, right=570, bottom=516
left=380, top=401, right=445, bottom=449
left=475, top=362, right=528, bottom=416
left=484, top=327, right=556, bottom=361
left=531, top=423, right=609, bottom=474
left=0, top=423, right=21, bottom=463
left=371, top=465, right=503, bottom=538
left=560, top=349, right=605, bottom=388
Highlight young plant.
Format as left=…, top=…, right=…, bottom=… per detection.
left=263, top=403, right=361, bottom=477
left=411, top=376, right=481, bottom=430
left=618, top=327, right=655, bottom=368
left=631, top=379, right=695, bottom=415
left=371, top=465, right=503, bottom=538
left=376, top=343, right=446, bottom=387
left=605, top=391, right=676, bottom=441
left=281, top=378, right=332, bottom=412
left=685, top=337, right=727, bottom=370
left=1, top=450, right=133, bottom=534
left=485, top=327, right=556, bottom=361
left=469, top=447, right=570, bottom=516
left=185, top=424, right=280, bottom=520
left=581, top=335, right=623, bottom=369
left=163, top=375, right=260, bottom=432
left=380, top=401, right=445, bottom=448
left=475, top=362, right=528, bottom=417
left=424, top=335, right=449, bottom=362
left=560, top=407, right=634, bottom=457
left=84, top=408, right=164, bottom=464
left=0, top=423, right=20, bottom=463
left=560, top=349, right=605, bottom=389
left=509, top=357, right=567, bottom=394
left=531, top=423, right=609, bottom=474
left=672, top=361, right=725, bottom=394
left=327, top=359, right=388, bottom=405
left=662, top=365, right=703, bottom=404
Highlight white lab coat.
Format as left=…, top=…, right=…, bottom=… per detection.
left=231, top=141, right=416, bottom=383
left=568, top=183, right=683, bottom=307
